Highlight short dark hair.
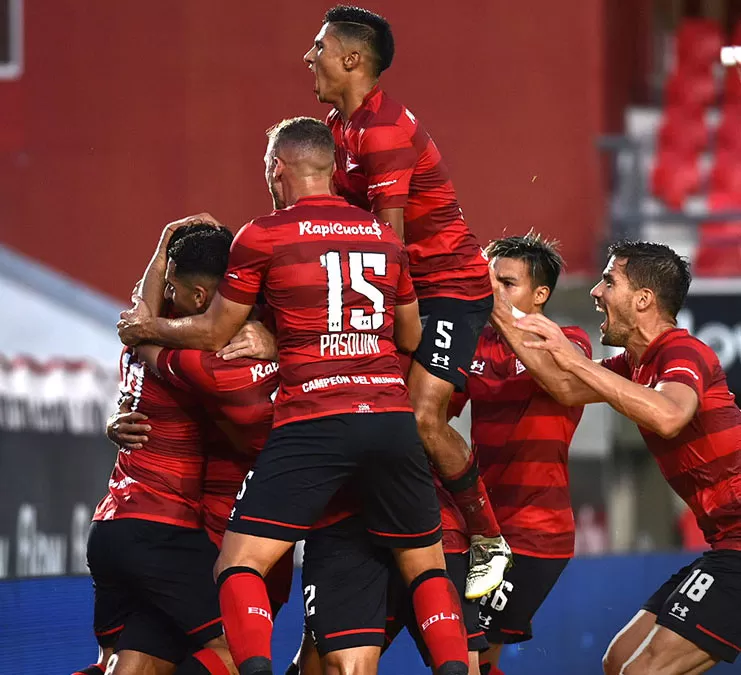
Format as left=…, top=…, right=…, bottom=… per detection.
left=267, top=116, right=335, bottom=157
left=607, top=240, right=691, bottom=319
left=485, top=231, right=564, bottom=297
left=167, top=227, right=234, bottom=280
left=324, top=5, right=394, bottom=76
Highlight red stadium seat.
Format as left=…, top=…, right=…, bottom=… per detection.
left=676, top=18, right=724, bottom=72
left=651, top=152, right=700, bottom=209
left=716, top=108, right=741, bottom=154
left=694, top=192, right=741, bottom=276
left=657, top=109, right=708, bottom=157
left=709, top=152, right=741, bottom=197
left=665, top=68, right=717, bottom=111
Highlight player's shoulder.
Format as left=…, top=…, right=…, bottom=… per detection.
left=562, top=325, right=593, bottom=356
left=358, top=89, right=414, bottom=134
left=659, top=328, right=719, bottom=366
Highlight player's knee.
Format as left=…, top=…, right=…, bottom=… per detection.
left=414, top=401, right=446, bottom=441
left=323, top=652, right=375, bottom=675
left=619, top=647, right=662, bottom=675
left=602, top=647, right=623, bottom=675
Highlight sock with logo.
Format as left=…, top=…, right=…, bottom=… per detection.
left=217, top=567, right=273, bottom=675
left=442, top=455, right=501, bottom=537
left=175, top=648, right=231, bottom=674
left=72, top=666, right=105, bottom=675
left=409, top=569, right=468, bottom=675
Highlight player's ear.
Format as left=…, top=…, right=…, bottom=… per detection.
left=534, top=285, right=550, bottom=309
left=343, top=50, right=361, bottom=71
left=273, top=156, right=286, bottom=178
left=193, top=285, right=209, bottom=312
left=636, top=287, right=654, bottom=312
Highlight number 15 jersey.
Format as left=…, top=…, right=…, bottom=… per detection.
left=218, top=194, right=416, bottom=427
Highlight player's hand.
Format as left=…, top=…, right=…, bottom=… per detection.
left=217, top=321, right=278, bottom=361
left=516, top=314, right=577, bottom=371
left=490, top=277, right=515, bottom=329
left=158, top=213, right=224, bottom=251
left=106, top=395, right=151, bottom=450
left=117, top=296, right=153, bottom=346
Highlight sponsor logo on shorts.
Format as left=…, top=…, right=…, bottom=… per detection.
left=669, top=603, right=689, bottom=621
left=421, top=612, right=460, bottom=631
left=470, top=359, right=485, bottom=374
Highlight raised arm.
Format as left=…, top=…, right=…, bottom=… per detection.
left=517, top=315, right=700, bottom=439
left=490, top=281, right=602, bottom=406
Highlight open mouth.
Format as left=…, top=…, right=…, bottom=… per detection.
left=595, top=304, right=607, bottom=331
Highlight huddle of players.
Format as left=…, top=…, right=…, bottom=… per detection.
left=78, top=5, right=741, bottom=675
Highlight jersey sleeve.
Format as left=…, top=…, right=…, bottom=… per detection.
left=563, top=326, right=593, bottom=359
left=396, top=248, right=416, bottom=305
left=600, top=351, right=632, bottom=378
left=358, top=125, right=418, bottom=212
left=156, top=349, right=220, bottom=394
left=448, top=389, right=469, bottom=419
left=217, top=221, right=272, bottom=306
left=653, top=339, right=712, bottom=397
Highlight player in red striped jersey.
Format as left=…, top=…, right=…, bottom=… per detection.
left=303, top=4, right=508, bottom=601
left=87, top=224, right=239, bottom=675
left=449, top=234, right=591, bottom=675
left=118, top=117, right=470, bottom=675
left=508, top=241, right=741, bottom=674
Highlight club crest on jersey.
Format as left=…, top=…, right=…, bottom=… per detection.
left=514, top=359, right=526, bottom=375
left=346, top=153, right=360, bottom=172
left=470, top=360, right=485, bottom=374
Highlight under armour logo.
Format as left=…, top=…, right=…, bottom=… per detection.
left=471, top=360, right=485, bottom=374
left=431, top=353, right=450, bottom=369
left=670, top=603, right=689, bottom=621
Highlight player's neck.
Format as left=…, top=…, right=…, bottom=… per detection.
left=335, top=80, right=378, bottom=120
left=282, top=178, right=333, bottom=206
left=625, top=319, right=676, bottom=363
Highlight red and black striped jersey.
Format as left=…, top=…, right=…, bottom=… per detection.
left=327, top=86, right=490, bottom=302
left=218, top=195, right=415, bottom=427
left=154, top=348, right=278, bottom=546
left=93, top=347, right=206, bottom=529
left=451, top=325, right=591, bottom=558
left=602, top=328, right=741, bottom=551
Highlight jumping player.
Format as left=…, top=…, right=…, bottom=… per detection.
left=511, top=241, right=741, bottom=674
left=303, top=5, right=509, bottom=599
left=450, top=234, right=590, bottom=675
left=117, top=117, right=470, bottom=675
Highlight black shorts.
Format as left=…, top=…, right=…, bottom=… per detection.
left=643, top=549, right=741, bottom=663
left=415, top=295, right=493, bottom=391
left=87, top=519, right=223, bottom=652
left=388, top=551, right=489, bottom=660
left=227, top=413, right=442, bottom=548
left=115, top=610, right=190, bottom=664
left=302, top=517, right=483, bottom=657
left=478, top=553, right=569, bottom=645
left=302, top=516, right=391, bottom=656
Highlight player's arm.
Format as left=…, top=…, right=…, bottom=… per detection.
left=118, top=292, right=252, bottom=352
left=517, top=315, right=700, bottom=438
left=491, top=281, right=602, bottom=405
left=118, top=221, right=267, bottom=351
left=377, top=208, right=405, bottom=243
left=359, top=126, right=417, bottom=243
left=395, top=300, right=422, bottom=353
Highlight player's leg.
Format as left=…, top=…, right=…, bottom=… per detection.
left=602, top=611, right=658, bottom=675
left=284, top=630, right=322, bottom=675
left=216, top=418, right=356, bottom=675
left=478, top=554, right=568, bottom=672
left=72, top=646, right=113, bottom=675
left=621, top=625, right=718, bottom=674
left=302, top=517, right=387, bottom=675
left=603, top=557, right=699, bottom=674
left=410, top=296, right=510, bottom=599
left=361, top=412, right=470, bottom=675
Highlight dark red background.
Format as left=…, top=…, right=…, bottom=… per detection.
left=0, top=0, right=650, bottom=300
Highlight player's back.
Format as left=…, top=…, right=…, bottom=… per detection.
left=328, top=87, right=490, bottom=300
left=225, top=195, right=415, bottom=427
left=94, top=347, right=206, bottom=528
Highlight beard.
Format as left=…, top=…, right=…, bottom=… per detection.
left=269, top=182, right=285, bottom=210
left=600, top=306, right=632, bottom=347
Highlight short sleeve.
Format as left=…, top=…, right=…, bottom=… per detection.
left=358, top=125, right=418, bottom=212
left=654, top=341, right=711, bottom=397
left=218, top=222, right=272, bottom=306
left=448, top=390, right=469, bottom=419
left=600, top=351, right=632, bottom=378
left=396, top=248, right=416, bottom=306
left=156, top=349, right=219, bottom=394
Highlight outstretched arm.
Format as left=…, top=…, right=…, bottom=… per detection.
left=516, top=314, right=699, bottom=438
left=490, top=281, right=601, bottom=406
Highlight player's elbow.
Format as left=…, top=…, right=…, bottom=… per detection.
left=654, top=415, right=686, bottom=439
left=395, top=323, right=422, bottom=353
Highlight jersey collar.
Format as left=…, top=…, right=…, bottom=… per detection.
left=636, top=327, right=688, bottom=366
